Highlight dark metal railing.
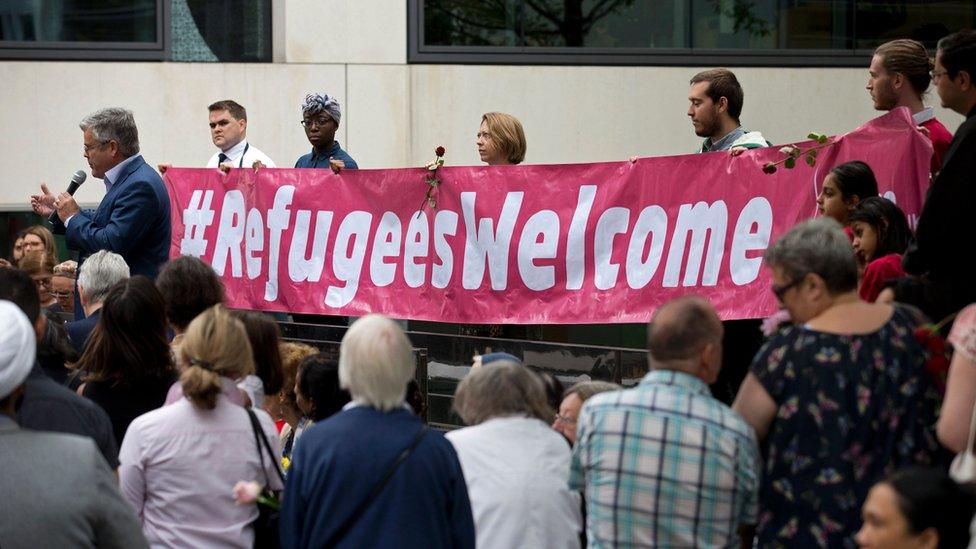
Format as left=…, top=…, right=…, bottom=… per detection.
left=278, top=322, right=650, bottom=428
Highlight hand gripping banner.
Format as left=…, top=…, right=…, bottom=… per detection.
left=166, top=109, right=931, bottom=323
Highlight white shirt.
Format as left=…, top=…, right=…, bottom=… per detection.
left=446, top=416, right=582, bottom=549
left=206, top=140, right=276, bottom=169
left=913, top=106, right=935, bottom=125
left=236, top=375, right=265, bottom=409
left=119, top=386, right=283, bottom=549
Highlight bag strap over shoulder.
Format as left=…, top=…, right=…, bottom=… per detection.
left=246, top=408, right=285, bottom=487
left=322, top=425, right=428, bottom=547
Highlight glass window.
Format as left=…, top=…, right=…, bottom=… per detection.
left=0, top=0, right=157, bottom=43
left=690, top=0, right=851, bottom=50
left=413, top=0, right=976, bottom=66
left=424, top=1, right=685, bottom=49
left=854, top=1, right=972, bottom=50
left=171, top=0, right=271, bottom=62
left=0, top=0, right=272, bottom=62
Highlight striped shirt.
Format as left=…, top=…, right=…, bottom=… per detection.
left=570, top=370, right=760, bottom=548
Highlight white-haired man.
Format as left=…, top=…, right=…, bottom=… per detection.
left=0, top=300, right=147, bottom=548
left=280, top=315, right=475, bottom=549
left=65, top=250, right=130, bottom=354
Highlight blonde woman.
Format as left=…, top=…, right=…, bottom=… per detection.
left=119, top=305, right=282, bottom=548
left=472, top=111, right=540, bottom=341
left=477, top=112, right=526, bottom=166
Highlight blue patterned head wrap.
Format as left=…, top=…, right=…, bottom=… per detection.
left=302, top=93, right=341, bottom=124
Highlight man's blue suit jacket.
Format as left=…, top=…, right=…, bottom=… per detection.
left=65, top=308, right=100, bottom=355
left=52, top=155, right=171, bottom=279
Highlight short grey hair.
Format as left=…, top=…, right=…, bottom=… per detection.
left=79, top=107, right=140, bottom=157
left=339, top=315, right=414, bottom=411
left=78, top=250, right=130, bottom=304
left=764, top=217, right=857, bottom=293
left=564, top=380, right=621, bottom=403
left=453, top=360, right=552, bottom=426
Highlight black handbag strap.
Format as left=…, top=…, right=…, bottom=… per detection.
left=323, top=425, right=428, bottom=547
left=246, top=408, right=286, bottom=488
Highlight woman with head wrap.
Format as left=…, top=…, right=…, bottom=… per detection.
left=294, top=92, right=358, bottom=173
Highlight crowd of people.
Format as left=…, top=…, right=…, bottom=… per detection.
left=1, top=30, right=976, bottom=549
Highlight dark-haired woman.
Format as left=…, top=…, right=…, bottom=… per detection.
left=119, top=305, right=282, bottom=547
left=232, top=310, right=285, bottom=411
left=77, top=276, right=176, bottom=444
left=850, top=197, right=913, bottom=302
left=295, top=354, right=350, bottom=423
left=856, top=468, right=976, bottom=549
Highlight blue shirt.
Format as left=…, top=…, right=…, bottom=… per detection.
left=280, top=406, right=475, bottom=549
left=570, top=370, right=760, bottom=549
left=701, top=127, right=746, bottom=153
left=294, top=141, right=359, bottom=169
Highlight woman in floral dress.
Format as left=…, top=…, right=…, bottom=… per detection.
left=733, top=218, right=945, bottom=548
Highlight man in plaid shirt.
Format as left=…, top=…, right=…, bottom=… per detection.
left=570, top=296, right=760, bottom=548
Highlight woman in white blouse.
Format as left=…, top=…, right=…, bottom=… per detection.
left=446, top=360, right=582, bottom=549
left=119, top=305, right=283, bottom=548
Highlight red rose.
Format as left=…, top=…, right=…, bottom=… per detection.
left=435, top=146, right=446, bottom=157
left=913, top=326, right=931, bottom=346
left=927, top=354, right=950, bottom=378
left=927, top=336, right=946, bottom=355
left=762, top=163, right=777, bottom=174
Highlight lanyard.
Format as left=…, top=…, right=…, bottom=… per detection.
left=237, top=143, right=250, bottom=168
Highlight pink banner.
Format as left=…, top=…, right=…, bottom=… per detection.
left=166, top=109, right=931, bottom=323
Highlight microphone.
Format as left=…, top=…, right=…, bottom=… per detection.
left=49, top=170, right=87, bottom=224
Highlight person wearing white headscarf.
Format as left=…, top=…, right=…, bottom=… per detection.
left=0, top=300, right=35, bottom=401
left=0, top=299, right=148, bottom=548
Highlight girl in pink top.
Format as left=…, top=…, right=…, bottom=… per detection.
left=850, top=197, right=912, bottom=302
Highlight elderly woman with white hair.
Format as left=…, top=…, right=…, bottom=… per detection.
left=447, top=361, right=582, bottom=549
left=279, top=314, right=475, bottom=549
left=732, top=218, right=944, bottom=548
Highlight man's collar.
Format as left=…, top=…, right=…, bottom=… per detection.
left=912, top=106, right=935, bottom=125
left=82, top=304, right=103, bottom=319
left=103, top=155, right=140, bottom=188
left=220, top=139, right=248, bottom=157
left=342, top=399, right=414, bottom=413
left=640, top=369, right=710, bottom=395
left=703, top=126, right=744, bottom=152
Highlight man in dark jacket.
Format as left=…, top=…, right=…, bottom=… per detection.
left=900, top=30, right=976, bottom=320
left=0, top=268, right=119, bottom=468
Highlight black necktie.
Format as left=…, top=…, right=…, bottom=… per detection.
left=218, top=153, right=229, bottom=164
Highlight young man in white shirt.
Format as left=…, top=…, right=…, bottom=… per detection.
left=206, top=99, right=276, bottom=170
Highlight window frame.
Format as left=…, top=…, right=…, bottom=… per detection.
left=0, top=1, right=170, bottom=61
left=408, top=0, right=891, bottom=68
